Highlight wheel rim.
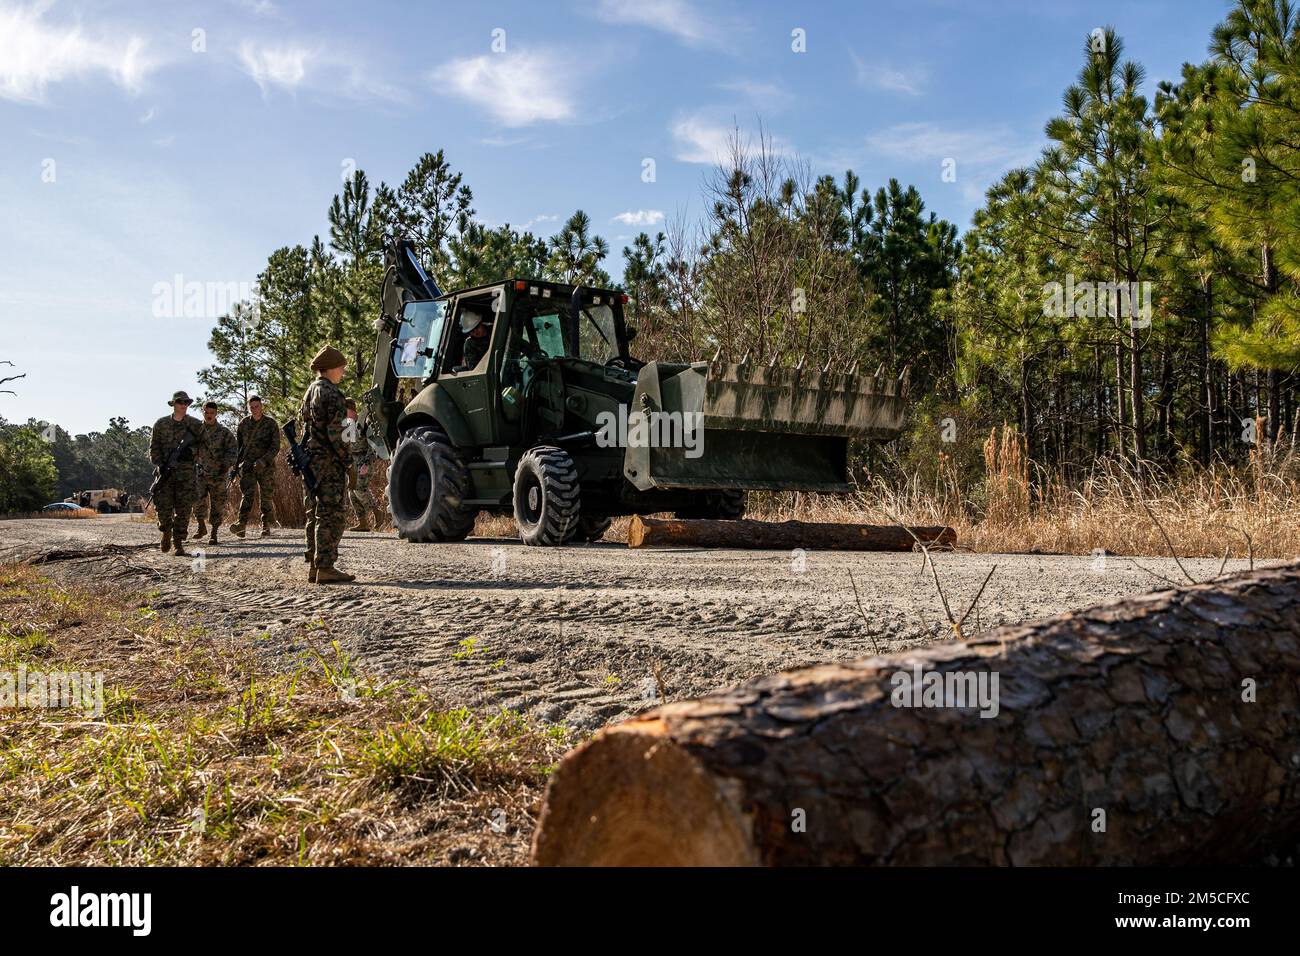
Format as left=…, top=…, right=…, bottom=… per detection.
left=517, top=472, right=543, bottom=527
left=393, top=449, right=433, bottom=521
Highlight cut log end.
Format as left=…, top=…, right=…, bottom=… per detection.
left=530, top=723, right=757, bottom=867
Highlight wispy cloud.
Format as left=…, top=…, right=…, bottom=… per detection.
left=430, top=50, right=576, bottom=126
left=719, top=78, right=793, bottom=110
left=612, top=209, right=665, bottom=226
left=671, top=112, right=792, bottom=164
left=867, top=121, right=1038, bottom=168
left=0, top=2, right=159, bottom=104
left=236, top=40, right=405, bottom=102
left=593, top=0, right=732, bottom=48
left=238, top=41, right=311, bottom=95
left=851, top=53, right=927, bottom=96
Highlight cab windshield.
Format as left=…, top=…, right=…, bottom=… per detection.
left=393, top=300, right=446, bottom=378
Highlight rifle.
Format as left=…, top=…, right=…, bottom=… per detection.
left=283, top=421, right=320, bottom=495
left=149, top=429, right=199, bottom=497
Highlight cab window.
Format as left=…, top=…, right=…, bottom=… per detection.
left=393, top=300, right=446, bottom=379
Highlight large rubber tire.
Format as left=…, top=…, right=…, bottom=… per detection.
left=513, top=446, right=580, bottom=547
left=674, top=490, right=748, bottom=521
left=564, top=514, right=613, bottom=544
left=387, top=425, right=478, bottom=542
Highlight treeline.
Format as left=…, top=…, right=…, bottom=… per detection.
left=941, top=3, right=1300, bottom=478
left=199, top=0, right=1299, bottom=487
left=0, top=416, right=153, bottom=512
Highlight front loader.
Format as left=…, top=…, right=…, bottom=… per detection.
left=360, top=239, right=907, bottom=546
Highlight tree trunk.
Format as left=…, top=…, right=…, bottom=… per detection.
left=533, top=563, right=1300, bottom=866
left=627, top=516, right=956, bottom=551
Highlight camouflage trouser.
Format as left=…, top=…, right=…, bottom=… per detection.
left=236, top=464, right=276, bottom=526
left=154, top=466, right=197, bottom=538
left=305, top=457, right=348, bottom=569
left=194, top=474, right=229, bottom=527
left=348, top=463, right=377, bottom=517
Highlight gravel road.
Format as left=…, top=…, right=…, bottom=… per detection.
left=0, top=515, right=1267, bottom=731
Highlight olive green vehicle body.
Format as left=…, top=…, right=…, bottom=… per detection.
left=362, top=245, right=907, bottom=526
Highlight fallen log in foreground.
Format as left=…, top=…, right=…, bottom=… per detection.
left=626, top=515, right=957, bottom=551
left=532, top=562, right=1300, bottom=865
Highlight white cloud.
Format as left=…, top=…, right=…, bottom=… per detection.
left=238, top=41, right=312, bottom=95
left=851, top=53, right=927, bottom=96
left=234, top=0, right=281, bottom=17
left=612, top=209, right=665, bottom=226
left=430, top=51, right=575, bottom=126
left=866, top=121, right=1038, bottom=168
left=593, top=0, right=722, bottom=47
left=671, top=114, right=734, bottom=164
left=719, top=78, right=793, bottom=110
left=671, top=113, right=791, bottom=165
left=0, top=3, right=159, bottom=104
left=236, top=40, right=404, bottom=103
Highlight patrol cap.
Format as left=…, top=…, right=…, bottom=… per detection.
left=168, top=390, right=193, bottom=406
left=311, top=345, right=347, bottom=371
left=248, top=395, right=263, bottom=404
left=203, top=400, right=219, bottom=410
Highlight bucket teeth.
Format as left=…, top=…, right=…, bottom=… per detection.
left=740, top=350, right=751, bottom=366
left=848, top=360, right=860, bottom=376
left=821, top=356, right=833, bottom=374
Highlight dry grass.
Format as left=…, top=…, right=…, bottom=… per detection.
left=144, top=427, right=1300, bottom=559
left=751, top=426, right=1300, bottom=559
left=0, top=562, right=569, bottom=866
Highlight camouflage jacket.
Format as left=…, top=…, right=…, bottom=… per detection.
left=347, top=428, right=373, bottom=469
left=236, top=414, right=280, bottom=472
left=197, top=422, right=238, bottom=477
left=298, top=377, right=349, bottom=468
left=150, top=414, right=205, bottom=470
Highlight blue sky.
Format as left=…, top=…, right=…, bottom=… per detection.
left=1, top=0, right=1232, bottom=434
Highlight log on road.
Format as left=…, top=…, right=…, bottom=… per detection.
left=626, top=515, right=957, bottom=551
left=532, top=562, right=1300, bottom=865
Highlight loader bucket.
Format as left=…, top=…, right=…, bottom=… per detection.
left=623, top=360, right=906, bottom=493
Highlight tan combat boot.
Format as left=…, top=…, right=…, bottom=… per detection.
left=315, top=566, right=356, bottom=584
left=208, top=530, right=218, bottom=545
left=349, top=515, right=371, bottom=532
left=373, top=507, right=387, bottom=530
left=160, top=531, right=171, bottom=553
left=195, top=519, right=207, bottom=538
left=174, top=538, right=188, bottom=557
left=308, top=566, right=318, bottom=583
left=260, top=523, right=272, bottom=538
left=229, top=522, right=246, bottom=538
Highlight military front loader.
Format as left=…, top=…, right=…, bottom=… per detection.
left=360, top=239, right=907, bottom=546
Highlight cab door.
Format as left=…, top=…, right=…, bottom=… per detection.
left=440, top=293, right=503, bottom=446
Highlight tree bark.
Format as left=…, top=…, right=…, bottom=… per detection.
left=533, top=562, right=1300, bottom=866
left=627, top=515, right=956, bottom=551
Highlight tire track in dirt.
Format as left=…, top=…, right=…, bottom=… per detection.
left=0, top=515, right=1268, bottom=731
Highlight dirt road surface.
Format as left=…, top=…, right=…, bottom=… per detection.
left=0, top=515, right=1266, bottom=732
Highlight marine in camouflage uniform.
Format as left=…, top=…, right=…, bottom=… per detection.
left=231, top=395, right=280, bottom=537
left=299, top=346, right=355, bottom=583
left=344, top=398, right=384, bottom=532
left=193, top=401, right=238, bottom=543
left=149, top=390, right=206, bottom=556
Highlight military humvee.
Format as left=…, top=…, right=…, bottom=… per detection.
left=361, top=239, right=907, bottom=546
